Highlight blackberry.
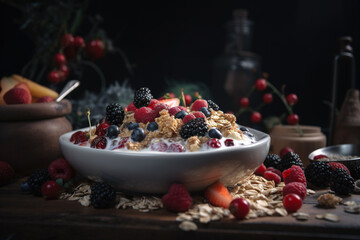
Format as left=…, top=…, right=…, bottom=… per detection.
left=263, top=154, right=282, bottom=170
left=207, top=100, right=219, bottom=111
left=305, top=162, right=332, bottom=188
left=106, top=103, right=124, bottom=126
left=26, top=169, right=50, bottom=196
left=281, top=152, right=304, bottom=171
left=350, top=165, right=360, bottom=180
left=330, top=168, right=354, bottom=195
left=90, top=182, right=116, bottom=208
left=180, top=118, right=208, bottom=139
left=133, top=87, right=153, bottom=108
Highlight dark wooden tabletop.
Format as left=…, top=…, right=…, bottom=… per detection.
left=1, top=179, right=360, bottom=240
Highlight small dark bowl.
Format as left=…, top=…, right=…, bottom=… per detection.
left=308, top=144, right=360, bottom=171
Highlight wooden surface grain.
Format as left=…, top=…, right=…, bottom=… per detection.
left=1, top=179, right=360, bottom=240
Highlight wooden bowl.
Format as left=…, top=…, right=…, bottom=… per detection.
left=0, top=100, right=72, bottom=175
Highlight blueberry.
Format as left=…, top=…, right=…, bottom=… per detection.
left=106, top=125, right=119, bottom=139
left=199, top=107, right=211, bottom=117
left=128, top=122, right=139, bottom=130
left=208, top=128, right=222, bottom=139
left=21, top=181, right=31, bottom=193
left=239, top=126, right=249, bottom=132
left=147, top=122, right=158, bottom=131
left=175, top=110, right=188, bottom=120
left=131, top=128, right=146, bottom=142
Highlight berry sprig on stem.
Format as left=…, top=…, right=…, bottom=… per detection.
left=237, top=74, right=302, bottom=135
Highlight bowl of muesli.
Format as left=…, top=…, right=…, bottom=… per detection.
left=308, top=144, right=360, bottom=174
left=59, top=87, right=270, bottom=194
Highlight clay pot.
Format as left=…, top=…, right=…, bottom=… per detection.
left=269, top=125, right=326, bottom=167
left=0, top=100, right=72, bottom=175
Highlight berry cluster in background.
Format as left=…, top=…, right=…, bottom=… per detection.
left=237, top=74, right=299, bottom=131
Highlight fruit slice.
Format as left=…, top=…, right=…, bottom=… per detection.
left=158, top=98, right=180, bottom=108
left=11, top=74, right=59, bottom=99
left=204, top=181, right=232, bottom=209
left=0, top=77, right=20, bottom=105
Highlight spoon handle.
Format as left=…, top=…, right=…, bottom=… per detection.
left=56, top=80, right=80, bottom=102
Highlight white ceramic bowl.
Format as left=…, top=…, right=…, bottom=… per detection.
left=59, top=127, right=270, bottom=194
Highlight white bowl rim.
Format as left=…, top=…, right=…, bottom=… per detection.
left=59, top=126, right=270, bottom=157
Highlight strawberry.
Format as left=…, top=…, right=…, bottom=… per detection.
left=48, top=158, right=75, bottom=181
left=204, top=181, right=232, bottom=209
left=191, top=99, right=208, bottom=111
left=162, top=183, right=192, bottom=212
left=4, top=83, right=32, bottom=104
left=158, top=98, right=180, bottom=108
left=0, top=161, right=15, bottom=185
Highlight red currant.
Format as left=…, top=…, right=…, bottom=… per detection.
left=74, top=36, right=85, bottom=48
left=61, top=33, right=75, bottom=47
left=224, top=139, right=234, bottom=147
left=229, top=198, right=251, bottom=219
left=262, top=93, right=273, bottom=104
left=53, top=53, right=66, bottom=66
left=286, top=93, right=298, bottom=106
left=254, top=78, right=267, bottom=91
left=184, top=94, right=192, bottom=106
left=85, top=39, right=105, bottom=60
left=47, top=70, right=60, bottom=83
left=59, top=64, right=70, bottom=78
left=41, top=180, right=60, bottom=200
left=286, top=114, right=299, bottom=125
left=239, top=97, right=250, bottom=108
left=283, top=193, right=302, bottom=213
left=250, top=112, right=262, bottom=123
left=207, top=138, right=221, bottom=148
left=280, top=147, right=294, bottom=158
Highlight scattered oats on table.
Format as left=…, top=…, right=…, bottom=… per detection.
left=317, top=193, right=343, bottom=208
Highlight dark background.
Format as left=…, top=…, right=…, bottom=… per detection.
left=1, top=0, right=359, bottom=130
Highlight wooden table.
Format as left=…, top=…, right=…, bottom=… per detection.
left=1, top=179, right=360, bottom=240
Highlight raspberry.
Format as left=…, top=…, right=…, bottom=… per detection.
left=282, top=182, right=307, bottom=200
left=280, top=147, right=294, bottom=158
left=191, top=99, right=208, bottom=111
left=41, top=181, right=60, bottom=200
left=167, top=143, right=186, bottom=152
left=151, top=142, right=168, bottom=152
left=183, top=114, right=196, bottom=124
left=283, top=193, right=302, bottom=213
left=162, top=184, right=192, bottom=212
left=48, top=158, right=75, bottom=181
left=168, top=107, right=181, bottom=116
left=229, top=198, right=250, bottom=219
left=134, top=107, right=158, bottom=124
left=263, top=171, right=281, bottom=184
left=0, top=161, right=15, bottom=185
left=153, top=103, right=170, bottom=115
left=327, top=162, right=350, bottom=175
left=254, top=164, right=266, bottom=176
left=148, top=99, right=159, bottom=109
left=207, top=138, right=221, bottom=148
left=193, top=111, right=206, bottom=119
left=266, top=167, right=282, bottom=179
left=282, top=165, right=307, bottom=186
left=126, top=102, right=137, bottom=112
left=178, top=106, right=187, bottom=112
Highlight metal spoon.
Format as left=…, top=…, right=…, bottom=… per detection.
left=56, top=80, right=80, bottom=102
